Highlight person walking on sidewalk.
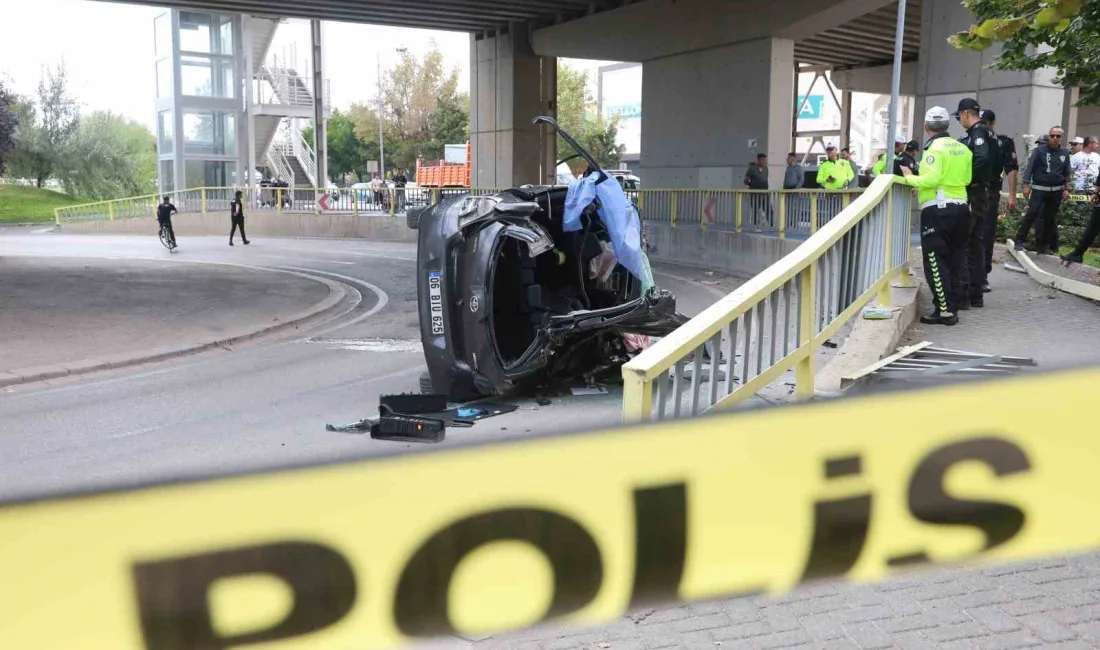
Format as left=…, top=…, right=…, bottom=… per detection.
left=979, top=109, right=1019, bottom=292
left=898, top=106, right=973, bottom=326
left=1015, top=126, right=1071, bottom=254
left=229, top=190, right=250, bottom=246
left=1061, top=175, right=1100, bottom=267
left=954, top=98, right=995, bottom=309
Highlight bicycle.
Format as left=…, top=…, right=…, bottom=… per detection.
left=159, top=221, right=177, bottom=252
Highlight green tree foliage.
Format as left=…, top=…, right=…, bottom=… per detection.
left=556, top=62, right=627, bottom=170
left=951, top=0, right=1099, bottom=104
left=62, top=111, right=156, bottom=200
left=10, top=64, right=80, bottom=187
left=0, top=80, right=18, bottom=176
left=325, top=110, right=363, bottom=183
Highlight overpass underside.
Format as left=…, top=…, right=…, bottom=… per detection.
left=98, top=0, right=1074, bottom=189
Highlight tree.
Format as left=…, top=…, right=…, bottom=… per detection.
left=62, top=111, right=156, bottom=199
left=10, top=63, right=80, bottom=187
left=951, top=0, right=1099, bottom=105
left=426, top=91, right=469, bottom=150
left=556, top=62, right=590, bottom=164
left=325, top=111, right=363, bottom=183
left=579, top=114, right=627, bottom=169
left=0, top=80, right=18, bottom=176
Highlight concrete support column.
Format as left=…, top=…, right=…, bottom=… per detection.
left=470, top=26, right=545, bottom=188
left=310, top=19, right=327, bottom=188
left=539, top=55, right=557, bottom=185
left=914, top=0, right=1064, bottom=148
left=639, top=37, right=795, bottom=189
left=242, top=15, right=256, bottom=188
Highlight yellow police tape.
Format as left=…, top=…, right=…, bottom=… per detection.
left=1, top=366, right=1098, bottom=649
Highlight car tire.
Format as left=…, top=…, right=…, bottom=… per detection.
left=419, top=371, right=434, bottom=395
left=407, top=206, right=425, bottom=230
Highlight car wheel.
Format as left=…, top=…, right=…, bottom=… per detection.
left=419, top=371, right=434, bottom=394
left=407, top=206, right=425, bottom=230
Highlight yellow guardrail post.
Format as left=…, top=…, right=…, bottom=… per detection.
left=638, top=191, right=645, bottom=212
left=277, top=188, right=283, bottom=214
left=879, top=190, right=893, bottom=307
left=353, top=190, right=359, bottom=217
left=670, top=192, right=678, bottom=229
left=777, top=192, right=786, bottom=239
left=432, top=189, right=440, bottom=204
left=843, top=193, right=851, bottom=209
left=54, top=208, right=61, bottom=225
left=700, top=191, right=709, bottom=232
left=795, top=260, right=817, bottom=400
left=201, top=188, right=207, bottom=214
left=810, top=193, right=818, bottom=234
left=108, top=201, right=115, bottom=221
left=389, top=189, right=396, bottom=216
left=621, top=368, right=653, bottom=422
left=735, top=192, right=743, bottom=233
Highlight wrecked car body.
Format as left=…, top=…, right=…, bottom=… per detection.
left=410, top=117, right=688, bottom=401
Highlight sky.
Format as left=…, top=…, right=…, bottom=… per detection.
left=0, top=0, right=616, bottom=131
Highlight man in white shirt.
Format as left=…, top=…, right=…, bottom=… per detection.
left=1070, top=137, right=1100, bottom=193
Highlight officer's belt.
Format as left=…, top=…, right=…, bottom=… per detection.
left=919, top=197, right=968, bottom=211
left=1029, top=184, right=1063, bottom=192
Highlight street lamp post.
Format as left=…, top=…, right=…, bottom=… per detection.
left=376, top=46, right=406, bottom=180
left=885, top=0, right=907, bottom=173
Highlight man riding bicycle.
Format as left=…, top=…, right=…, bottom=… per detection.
left=157, top=195, right=178, bottom=249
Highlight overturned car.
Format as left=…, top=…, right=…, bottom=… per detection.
left=410, top=117, right=688, bottom=401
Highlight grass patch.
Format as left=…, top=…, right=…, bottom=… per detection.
left=0, top=184, right=90, bottom=223
left=1057, top=245, right=1100, bottom=268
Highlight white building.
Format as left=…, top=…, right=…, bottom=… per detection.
left=152, top=10, right=329, bottom=193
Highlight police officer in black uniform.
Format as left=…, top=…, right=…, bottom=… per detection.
left=1015, top=125, right=1071, bottom=254
left=954, top=98, right=995, bottom=309
left=978, top=110, right=1019, bottom=291
left=893, top=141, right=919, bottom=176
left=156, top=195, right=178, bottom=249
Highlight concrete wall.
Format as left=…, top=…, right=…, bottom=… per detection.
left=61, top=213, right=418, bottom=243
left=914, top=0, right=1063, bottom=149
left=640, top=38, right=795, bottom=190
left=1078, top=106, right=1100, bottom=139
left=831, top=62, right=918, bottom=96
left=470, top=29, right=554, bottom=188
left=644, top=223, right=802, bottom=277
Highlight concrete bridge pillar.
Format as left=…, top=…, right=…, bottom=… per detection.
left=914, top=0, right=1064, bottom=148
left=640, top=37, right=796, bottom=189
left=470, top=27, right=556, bottom=188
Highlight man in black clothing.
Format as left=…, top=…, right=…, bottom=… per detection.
left=229, top=190, right=250, bottom=246
left=1015, top=125, right=1072, bottom=254
left=743, top=153, right=771, bottom=228
left=979, top=110, right=1019, bottom=289
left=1061, top=176, right=1100, bottom=266
left=893, top=141, right=918, bottom=176
left=156, top=195, right=177, bottom=249
left=393, top=168, right=408, bottom=212
left=743, top=153, right=769, bottom=189
left=954, top=98, right=995, bottom=308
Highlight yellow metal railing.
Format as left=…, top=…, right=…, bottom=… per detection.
left=631, top=188, right=864, bottom=237
left=622, top=176, right=913, bottom=422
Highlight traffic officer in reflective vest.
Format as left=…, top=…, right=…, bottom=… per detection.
left=899, top=106, right=973, bottom=326
left=979, top=109, right=1019, bottom=288
left=816, top=145, right=851, bottom=190
left=954, top=98, right=995, bottom=309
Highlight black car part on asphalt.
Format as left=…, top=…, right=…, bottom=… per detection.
left=411, top=116, right=689, bottom=402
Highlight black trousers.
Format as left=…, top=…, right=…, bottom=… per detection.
left=157, top=218, right=176, bottom=245
left=230, top=215, right=247, bottom=242
left=964, top=185, right=990, bottom=296
left=1014, top=189, right=1063, bottom=251
left=984, top=184, right=1002, bottom=274
left=1069, top=205, right=1100, bottom=259
left=920, top=202, right=970, bottom=315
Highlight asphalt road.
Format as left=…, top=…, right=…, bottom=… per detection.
left=0, top=232, right=731, bottom=501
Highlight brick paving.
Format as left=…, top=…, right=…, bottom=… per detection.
left=415, top=247, right=1100, bottom=650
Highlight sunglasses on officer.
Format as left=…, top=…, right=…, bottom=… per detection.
left=1048, top=132, right=1063, bottom=139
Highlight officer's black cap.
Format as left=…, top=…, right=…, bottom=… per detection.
left=905, top=140, right=920, bottom=152
left=955, top=97, right=981, bottom=117
left=980, top=109, right=996, bottom=122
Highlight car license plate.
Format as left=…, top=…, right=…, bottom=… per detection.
left=428, top=271, right=444, bottom=335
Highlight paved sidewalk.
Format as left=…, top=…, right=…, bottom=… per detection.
left=416, top=249, right=1100, bottom=650
left=0, top=256, right=330, bottom=380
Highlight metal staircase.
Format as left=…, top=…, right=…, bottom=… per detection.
left=247, top=20, right=329, bottom=188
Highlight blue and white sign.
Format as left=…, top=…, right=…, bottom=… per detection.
left=797, top=95, right=824, bottom=120
left=605, top=103, right=642, bottom=120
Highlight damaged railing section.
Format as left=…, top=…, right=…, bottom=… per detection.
left=622, top=176, right=912, bottom=422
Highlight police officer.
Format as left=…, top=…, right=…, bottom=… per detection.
left=816, top=145, right=850, bottom=190
left=893, top=140, right=919, bottom=176
left=229, top=190, right=250, bottom=246
left=156, top=195, right=178, bottom=249
left=979, top=110, right=1019, bottom=290
left=953, top=98, right=995, bottom=309
left=1014, top=125, right=1072, bottom=254
left=898, top=106, right=973, bottom=326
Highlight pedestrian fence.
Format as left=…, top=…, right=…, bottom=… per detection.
left=622, top=176, right=913, bottom=422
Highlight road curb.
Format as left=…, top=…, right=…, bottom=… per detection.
left=0, top=269, right=350, bottom=390
left=1006, top=240, right=1100, bottom=303
left=814, top=272, right=921, bottom=395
